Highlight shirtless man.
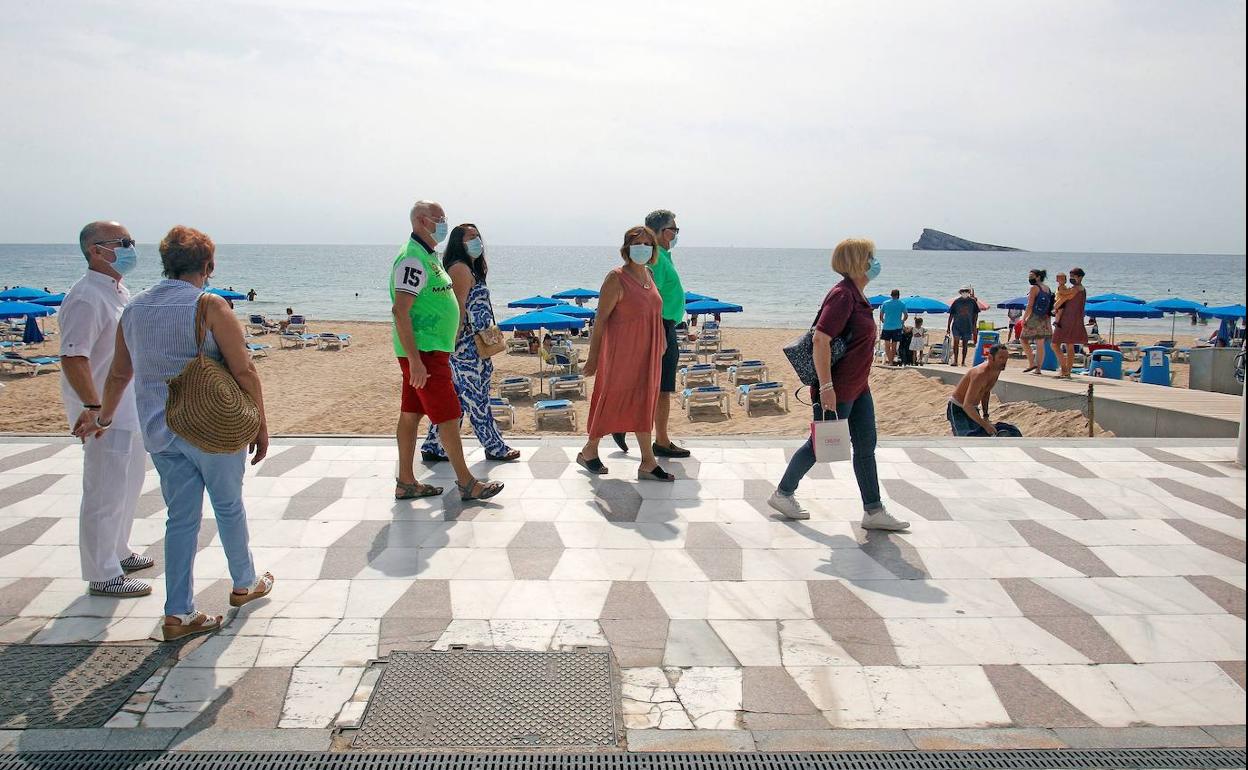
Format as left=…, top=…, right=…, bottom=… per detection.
left=946, top=343, right=1009, bottom=436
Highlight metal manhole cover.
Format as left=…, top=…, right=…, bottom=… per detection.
left=353, top=649, right=619, bottom=749
left=0, top=643, right=175, bottom=729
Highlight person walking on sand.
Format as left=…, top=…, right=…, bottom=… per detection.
left=422, top=223, right=519, bottom=463
left=946, top=286, right=979, bottom=366
left=946, top=343, right=1010, bottom=436
left=878, top=289, right=907, bottom=366
left=768, top=238, right=908, bottom=531
left=391, top=200, right=503, bottom=503
left=60, top=221, right=152, bottom=599
left=1021, top=268, right=1055, bottom=375
left=612, top=209, right=690, bottom=459
left=1052, top=267, right=1088, bottom=379
left=578, top=226, right=675, bottom=482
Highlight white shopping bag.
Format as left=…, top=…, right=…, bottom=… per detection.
left=811, top=418, right=852, bottom=463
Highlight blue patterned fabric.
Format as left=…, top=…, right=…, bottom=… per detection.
left=423, top=281, right=512, bottom=458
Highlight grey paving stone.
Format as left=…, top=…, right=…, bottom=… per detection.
left=102, top=727, right=179, bottom=750
left=600, top=581, right=669, bottom=620
left=589, top=480, right=643, bottom=522
left=1021, top=448, right=1098, bottom=479
left=882, top=479, right=951, bottom=520
left=1010, top=521, right=1116, bottom=577
left=1217, top=661, right=1246, bottom=690
left=751, top=728, right=914, bottom=751
left=1138, top=448, right=1231, bottom=478
left=627, top=728, right=756, bottom=752
left=379, top=617, right=451, bottom=656
left=814, top=617, right=899, bottom=666
left=685, top=548, right=743, bottom=581
left=282, top=477, right=348, bottom=520
left=684, top=523, right=739, bottom=550
left=1017, top=478, right=1105, bottom=519
left=255, top=444, right=316, bottom=477
left=0, top=730, right=17, bottom=751
left=1053, top=726, right=1220, bottom=748
left=982, top=664, right=1097, bottom=728
left=383, top=579, right=452, bottom=618
left=856, top=525, right=928, bottom=579
left=0, top=515, right=61, bottom=545
left=741, top=666, right=820, bottom=716
left=508, top=521, right=564, bottom=549
left=1203, top=725, right=1247, bottom=747
left=0, top=444, right=64, bottom=474
left=808, top=581, right=885, bottom=619
left=170, top=727, right=334, bottom=751
left=908, top=727, right=1066, bottom=749
left=0, top=577, right=53, bottom=616
left=997, top=579, right=1131, bottom=663
left=507, top=548, right=561, bottom=580
left=601, top=619, right=668, bottom=667
left=185, top=667, right=291, bottom=730
left=904, top=449, right=968, bottom=479
left=1186, top=576, right=1247, bottom=618
left=10, top=728, right=110, bottom=751
left=664, top=620, right=738, bottom=666
left=1150, top=478, right=1246, bottom=519
left=136, top=488, right=167, bottom=517
left=1166, top=520, right=1246, bottom=563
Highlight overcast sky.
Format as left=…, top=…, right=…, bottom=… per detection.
left=1, top=1, right=1244, bottom=253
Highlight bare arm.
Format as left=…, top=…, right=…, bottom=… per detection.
left=61, top=357, right=99, bottom=407
left=391, top=292, right=427, bottom=389
left=74, top=326, right=135, bottom=440
left=1022, top=285, right=1039, bottom=324
left=447, top=262, right=474, bottom=340
left=205, top=295, right=269, bottom=463
left=812, top=329, right=835, bottom=413
left=583, top=272, right=621, bottom=378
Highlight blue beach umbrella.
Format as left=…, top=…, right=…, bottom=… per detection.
left=901, top=296, right=950, bottom=314
left=205, top=287, right=247, bottom=300
left=867, top=294, right=891, bottom=308
left=685, top=299, right=743, bottom=315
left=497, top=309, right=585, bottom=331
left=0, top=300, right=55, bottom=320
left=1085, top=300, right=1163, bottom=343
left=552, top=288, right=599, bottom=301
left=1150, top=297, right=1208, bottom=340
left=684, top=291, right=718, bottom=303
left=0, top=287, right=50, bottom=301
left=997, top=296, right=1029, bottom=311
left=31, top=293, right=66, bottom=306
left=543, top=303, right=595, bottom=319
left=1200, top=304, right=1247, bottom=320
left=507, top=295, right=561, bottom=309
left=1087, top=292, right=1146, bottom=305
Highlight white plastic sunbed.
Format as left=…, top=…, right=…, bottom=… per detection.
left=737, top=381, right=788, bottom=415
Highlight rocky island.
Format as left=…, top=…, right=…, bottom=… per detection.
left=913, top=228, right=1025, bottom=251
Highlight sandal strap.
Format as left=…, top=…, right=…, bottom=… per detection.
left=168, top=611, right=212, bottom=627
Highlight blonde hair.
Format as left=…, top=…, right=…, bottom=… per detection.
left=619, top=225, right=659, bottom=266
left=831, top=238, right=874, bottom=277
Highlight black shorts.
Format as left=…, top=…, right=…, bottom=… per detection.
left=660, top=319, right=679, bottom=393
left=880, top=328, right=905, bottom=343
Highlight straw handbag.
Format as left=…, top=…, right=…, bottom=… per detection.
left=165, top=294, right=261, bottom=454
left=474, top=325, right=506, bottom=359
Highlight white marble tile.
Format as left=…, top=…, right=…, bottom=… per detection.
left=433, top=619, right=493, bottom=649
left=451, top=549, right=514, bottom=580
left=255, top=618, right=338, bottom=666
left=492, top=580, right=611, bottom=619
left=31, top=615, right=120, bottom=644
left=1027, top=662, right=1247, bottom=726
left=650, top=581, right=711, bottom=619
left=843, top=579, right=1022, bottom=618
left=490, top=620, right=559, bottom=650
left=142, top=667, right=249, bottom=728
left=179, top=634, right=264, bottom=668
left=863, top=665, right=1011, bottom=728
left=343, top=580, right=412, bottom=618
left=1031, top=577, right=1228, bottom=616
left=917, top=548, right=1083, bottom=579
left=448, top=580, right=512, bottom=619
left=1096, top=614, right=1245, bottom=663
left=898, top=521, right=1028, bottom=549
left=551, top=619, right=607, bottom=649
left=888, top=617, right=1089, bottom=665
left=301, top=633, right=378, bottom=666
left=710, top=620, right=782, bottom=666
left=1091, top=545, right=1245, bottom=577
left=667, top=666, right=741, bottom=730
left=779, top=619, right=857, bottom=666
left=621, top=665, right=693, bottom=729
left=1037, top=519, right=1199, bottom=547
left=707, top=580, right=812, bottom=619
left=279, top=666, right=365, bottom=728
left=787, top=666, right=875, bottom=727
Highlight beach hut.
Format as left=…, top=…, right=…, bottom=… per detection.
left=1084, top=300, right=1162, bottom=343
left=1087, top=293, right=1146, bottom=305
left=901, top=296, right=950, bottom=314
left=551, top=288, right=599, bottom=301
left=1150, top=297, right=1208, bottom=341
left=0, top=287, right=50, bottom=302
left=507, top=295, right=561, bottom=309
left=206, top=287, right=247, bottom=301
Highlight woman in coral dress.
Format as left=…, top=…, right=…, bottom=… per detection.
left=577, top=226, right=674, bottom=481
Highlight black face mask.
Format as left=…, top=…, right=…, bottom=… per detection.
left=1028, top=277, right=1038, bottom=285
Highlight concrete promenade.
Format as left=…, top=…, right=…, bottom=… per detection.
left=0, top=435, right=1244, bottom=755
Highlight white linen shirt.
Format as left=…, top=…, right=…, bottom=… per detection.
left=59, top=270, right=139, bottom=432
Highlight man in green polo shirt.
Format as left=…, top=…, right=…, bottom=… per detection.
left=613, top=209, right=691, bottom=458
left=390, top=199, right=502, bottom=503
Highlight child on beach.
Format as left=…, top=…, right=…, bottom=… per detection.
left=909, top=317, right=928, bottom=364
left=1053, top=273, right=1075, bottom=314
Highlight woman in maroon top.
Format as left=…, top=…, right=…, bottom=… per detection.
left=768, top=239, right=909, bottom=530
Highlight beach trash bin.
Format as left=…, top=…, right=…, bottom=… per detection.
left=1089, top=349, right=1124, bottom=380
left=1042, top=340, right=1060, bottom=371
left=973, top=330, right=1000, bottom=366
left=1139, top=346, right=1171, bottom=386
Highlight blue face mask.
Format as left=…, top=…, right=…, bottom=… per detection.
left=628, top=244, right=653, bottom=264
left=669, top=233, right=679, bottom=248
left=865, top=257, right=882, bottom=282
left=465, top=237, right=484, bottom=258
left=110, top=245, right=138, bottom=276
left=431, top=220, right=449, bottom=244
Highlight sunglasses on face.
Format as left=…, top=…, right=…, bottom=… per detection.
left=96, top=238, right=136, bottom=248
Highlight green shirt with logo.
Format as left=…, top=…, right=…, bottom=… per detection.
left=651, top=245, right=686, bottom=323
left=390, top=237, right=459, bottom=355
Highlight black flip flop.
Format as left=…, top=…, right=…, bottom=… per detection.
left=637, top=465, right=675, bottom=482
left=612, top=433, right=629, bottom=452
left=576, top=453, right=608, bottom=475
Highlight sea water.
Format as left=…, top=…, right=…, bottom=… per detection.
left=2, top=244, right=1243, bottom=342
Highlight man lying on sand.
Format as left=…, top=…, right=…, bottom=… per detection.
left=946, top=342, right=1012, bottom=436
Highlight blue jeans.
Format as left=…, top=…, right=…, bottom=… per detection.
left=778, top=390, right=882, bottom=511
left=150, top=436, right=256, bottom=616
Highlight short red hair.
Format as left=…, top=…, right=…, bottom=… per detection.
left=159, top=226, right=215, bottom=278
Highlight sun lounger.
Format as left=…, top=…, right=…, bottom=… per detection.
left=245, top=315, right=270, bottom=335
left=316, top=332, right=352, bottom=350
left=679, top=364, right=717, bottom=388
left=728, top=359, right=767, bottom=385
left=246, top=342, right=271, bottom=359
left=680, top=385, right=731, bottom=417
left=489, top=397, right=516, bottom=429
left=0, top=341, right=26, bottom=351
left=506, top=337, right=530, bottom=354
left=677, top=348, right=699, bottom=367
left=695, top=335, right=721, bottom=354
left=1118, top=341, right=1140, bottom=361
left=737, top=381, right=788, bottom=415
left=549, top=373, right=587, bottom=398
left=279, top=332, right=318, bottom=349
left=285, top=315, right=308, bottom=334
left=498, top=376, right=533, bottom=399
left=711, top=348, right=742, bottom=366
left=1, top=352, right=61, bottom=376
left=534, top=399, right=577, bottom=430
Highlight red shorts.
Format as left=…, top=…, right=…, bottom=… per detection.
left=397, top=352, right=462, bottom=424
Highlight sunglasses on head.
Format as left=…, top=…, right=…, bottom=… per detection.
left=96, top=238, right=136, bottom=248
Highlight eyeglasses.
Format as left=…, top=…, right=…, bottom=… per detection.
left=663, top=227, right=680, bottom=234
left=95, top=238, right=136, bottom=248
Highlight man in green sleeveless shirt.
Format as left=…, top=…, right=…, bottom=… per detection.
left=390, top=200, right=502, bottom=503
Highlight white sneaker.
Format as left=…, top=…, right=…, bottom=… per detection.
left=861, top=507, right=910, bottom=531
left=768, top=490, right=810, bottom=520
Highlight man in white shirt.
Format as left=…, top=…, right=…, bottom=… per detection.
left=60, top=221, right=152, bottom=598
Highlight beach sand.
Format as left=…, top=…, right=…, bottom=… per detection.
left=1, top=320, right=1128, bottom=438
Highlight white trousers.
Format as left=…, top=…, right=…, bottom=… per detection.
left=79, top=427, right=146, bottom=582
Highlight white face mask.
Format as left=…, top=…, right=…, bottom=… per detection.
left=465, top=237, right=484, bottom=258
left=628, top=244, right=653, bottom=264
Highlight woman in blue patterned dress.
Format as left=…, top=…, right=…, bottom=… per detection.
left=422, top=224, right=520, bottom=462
